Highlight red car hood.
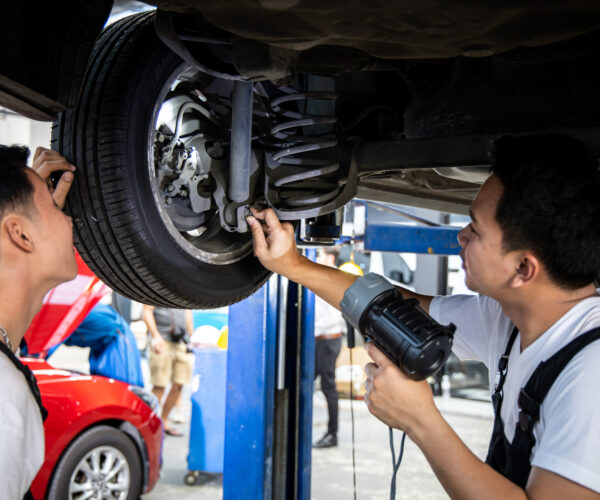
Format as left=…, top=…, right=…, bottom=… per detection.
left=21, top=357, right=89, bottom=383
left=24, top=252, right=110, bottom=355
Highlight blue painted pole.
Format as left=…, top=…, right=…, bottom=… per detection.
left=298, top=248, right=316, bottom=500
left=223, top=278, right=278, bottom=499
left=223, top=249, right=316, bottom=500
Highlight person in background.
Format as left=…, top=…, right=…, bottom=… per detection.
left=143, top=305, right=194, bottom=436
left=313, top=247, right=347, bottom=448
left=65, top=302, right=144, bottom=387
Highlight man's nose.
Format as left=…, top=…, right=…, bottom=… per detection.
left=457, top=226, right=468, bottom=248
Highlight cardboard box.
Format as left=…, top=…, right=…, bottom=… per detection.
left=335, top=346, right=371, bottom=399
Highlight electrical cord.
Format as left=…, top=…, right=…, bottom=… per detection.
left=348, top=324, right=406, bottom=500
left=349, top=346, right=358, bottom=500
left=389, top=428, right=407, bottom=500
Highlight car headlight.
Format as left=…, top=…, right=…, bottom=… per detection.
left=128, top=385, right=159, bottom=412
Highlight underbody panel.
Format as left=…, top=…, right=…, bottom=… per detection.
left=147, top=1, right=600, bottom=59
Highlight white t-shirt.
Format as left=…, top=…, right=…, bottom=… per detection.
left=314, top=296, right=347, bottom=337
left=430, top=293, right=600, bottom=493
left=0, top=353, right=45, bottom=499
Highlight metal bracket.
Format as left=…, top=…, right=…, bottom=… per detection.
left=354, top=127, right=600, bottom=175
left=362, top=223, right=461, bottom=255
left=154, top=10, right=245, bottom=82
left=212, top=150, right=262, bottom=233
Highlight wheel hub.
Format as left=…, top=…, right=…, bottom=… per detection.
left=148, top=69, right=255, bottom=265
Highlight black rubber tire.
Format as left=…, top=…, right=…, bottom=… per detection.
left=51, top=11, right=270, bottom=308
left=46, top=425, right=142, bottom=500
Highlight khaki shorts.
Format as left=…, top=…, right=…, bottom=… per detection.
left=149, top=340, right=195, bottom=387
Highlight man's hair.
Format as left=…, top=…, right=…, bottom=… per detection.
left=0, top=145, right=34, bottom=221
left=492, top=134, right=600, bottom=289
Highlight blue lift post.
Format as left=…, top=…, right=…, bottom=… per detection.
left=224, top=248, right=316, bottom=500
left=221, top=214, right=458, bottom=499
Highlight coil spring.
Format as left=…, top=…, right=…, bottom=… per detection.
left=268, top=89, right=341, bottom=209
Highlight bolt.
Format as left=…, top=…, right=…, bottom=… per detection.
left=164, top=196, right=173, bottom=205
left=167, top=185, right=175, bottom=192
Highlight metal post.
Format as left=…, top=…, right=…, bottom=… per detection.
left=229, top=80, right=254, bottom=203
left=223, top=276, right=278, bottom=499
left=297, top=248, right=316, bottom=500
left=223, top=255, right=316, bottom=500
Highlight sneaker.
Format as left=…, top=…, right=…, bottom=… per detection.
left=313, top=433, right=337, bottom=448
left=170, top=409, right=187, bottom=424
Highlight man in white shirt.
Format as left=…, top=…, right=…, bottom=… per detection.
left=246, top=134, right=600, bottom=499
left=313, top=247, right=347, bottom=448
left=0, top=145, right=76, bottom=499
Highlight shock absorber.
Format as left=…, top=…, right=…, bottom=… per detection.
left=264, top=82, right=357, bottom=220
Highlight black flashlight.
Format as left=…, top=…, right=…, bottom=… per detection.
left=340, top=273, right=455, bottom=381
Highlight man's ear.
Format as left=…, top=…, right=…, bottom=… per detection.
left=2, top=215, right=35, bottom=253
left=509, top=252, right=539, bottom=288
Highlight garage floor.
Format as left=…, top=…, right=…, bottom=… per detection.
left=142, top=392, right=493, bottom=500
left=49, top=345, right=493, bottom=499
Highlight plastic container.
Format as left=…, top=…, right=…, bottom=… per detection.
left=187, top=348, right=227, bottom=475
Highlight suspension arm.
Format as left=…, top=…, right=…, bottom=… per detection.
left=354, top=127, right=600, bottom=174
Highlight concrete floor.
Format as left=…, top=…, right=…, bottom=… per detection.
left=49, top=345, right=493, bottom=499
left=142, top=393, right=493, bottom=500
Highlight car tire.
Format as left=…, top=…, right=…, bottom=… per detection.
left=46, top=425, right=142, bottom=500
left=52, top=11, right=271, bottom=308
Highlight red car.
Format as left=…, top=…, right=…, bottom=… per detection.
left=21, top=253, right=163, bottom=499
left=26, top=359, right=163, bottom=500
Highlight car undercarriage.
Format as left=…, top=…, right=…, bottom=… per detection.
left=2, top=0, right=600, bottom=307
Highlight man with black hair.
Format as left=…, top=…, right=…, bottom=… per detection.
left=246, top=134, right=600, bottom=499
left=0, top=145, right=76, bottom=499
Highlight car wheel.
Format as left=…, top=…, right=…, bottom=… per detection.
left=46, top=425, right=142, bottom=500
left=52, top=11, right=271, bottom=308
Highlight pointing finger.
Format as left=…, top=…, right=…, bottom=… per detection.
left=52, top=171, right=75, bottom=209
left=247, top=216, right=268, bottom=255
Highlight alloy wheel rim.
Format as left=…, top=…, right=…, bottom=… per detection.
left=68, top=445, right=130, bottom=500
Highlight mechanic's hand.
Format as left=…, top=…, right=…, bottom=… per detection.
left=246, top=207, right=304, bottom=277
left=151, top=336, right=165, bottom=354
left=364, top=342, right=438, bottom=436
left=32, top=147, right=76, bottom=209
